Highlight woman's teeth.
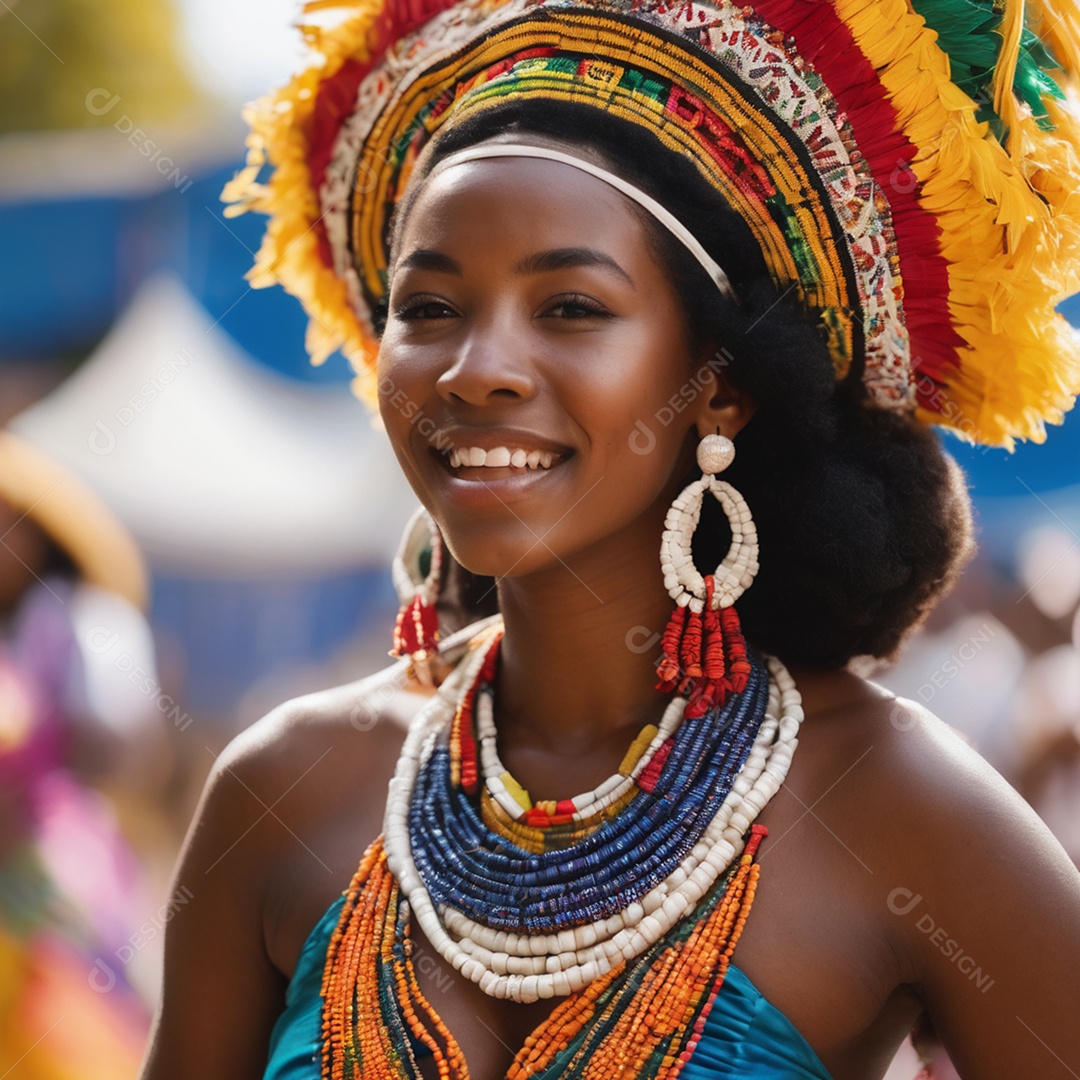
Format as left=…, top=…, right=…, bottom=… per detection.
left=447, top=447, right=558, bottom=470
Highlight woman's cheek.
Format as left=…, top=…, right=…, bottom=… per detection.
left=378, top=346, right=429, bottom=420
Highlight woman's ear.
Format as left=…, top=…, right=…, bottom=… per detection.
left=691, top=356, right=756, bottom=441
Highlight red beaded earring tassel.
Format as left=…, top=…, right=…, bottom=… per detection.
left=658, top=575, right=750, bottom=720
left=391, top=593, right=440, bottom=667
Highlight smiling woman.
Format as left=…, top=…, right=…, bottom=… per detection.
left=140, top=1, right=1080, bottom=1079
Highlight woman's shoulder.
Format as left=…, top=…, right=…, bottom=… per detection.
left=853, top=685, right=1080, bottom=933
left=224, top=621, right=502, bottom=800
left=829, top=683, right=1062, bottom=862
left=737, top=667, right=1080, bottom=1075
left=197, top=661, right=438, bottom=977
left=227, top=662, right=427, bottom=769
left=856, top=689, right=1080, bottom=1076
left=789, top=673, right=1074, bottom=892
left=142, top=663, right=438, bottom=1078
left=781, top=666, right=1038, bottom=828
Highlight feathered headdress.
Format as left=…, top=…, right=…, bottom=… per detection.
left=224, top=0, right=1080, bottom=449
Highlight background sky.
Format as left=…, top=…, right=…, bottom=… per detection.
left=176, top=0, right=312, bottom=105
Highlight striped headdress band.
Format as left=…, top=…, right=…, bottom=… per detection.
left=223, top=0, right=1080, bottom=448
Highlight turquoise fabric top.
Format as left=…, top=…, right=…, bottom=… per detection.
left=263, top=894, right=832, bottom=1079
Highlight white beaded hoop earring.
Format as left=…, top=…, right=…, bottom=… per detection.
left=657, top=433, right=759, bottom=718
left=390, top=505, right=444, bottom=686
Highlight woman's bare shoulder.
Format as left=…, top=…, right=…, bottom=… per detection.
left=782, top=671, right=1060, bottom=846
left=188, top=664, right=422, bottom=873
left=741, top=673, right=1080, bottom=1077
left=853, top=689, right=1073, bottom=867
left=833, top=688, right=1080, bottom=1077
left=222, top=661, right=429, bottom=784
left=795, top=679, right=1079, bottom=910
left=140, top=662, right=434, bottom=1080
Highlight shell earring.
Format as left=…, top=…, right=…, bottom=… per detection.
left=390, top=506, right=443, bottom=686
left=657, top=432, right=759, bottom=718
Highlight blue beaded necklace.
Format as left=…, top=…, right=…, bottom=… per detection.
left=407, top=646, right=771, bottom=933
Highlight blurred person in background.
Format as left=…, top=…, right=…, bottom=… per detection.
left=0, top=430, right=165, bottom=1079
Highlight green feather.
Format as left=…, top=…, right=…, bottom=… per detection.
left=911, top=0, right=1066, bottom=138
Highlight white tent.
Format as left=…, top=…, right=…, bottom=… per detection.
left=11, top=274, right=415, bottom=577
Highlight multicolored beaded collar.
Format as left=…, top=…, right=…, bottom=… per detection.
left=225, top=0, right=1080, bottom=448
left=320, top=623, right=805, bottom=1077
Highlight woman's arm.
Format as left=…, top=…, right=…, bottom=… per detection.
left=138, top=728, right=292, bottom=1080
left=138, top=666, right=422, bottom=1080
left=888, top=703, right=1080, bottom=1078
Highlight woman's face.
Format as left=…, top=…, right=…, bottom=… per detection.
left=377, top=145, right=714, bottom=579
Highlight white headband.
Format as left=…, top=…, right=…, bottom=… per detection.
left=429, top=143, right=737, bottom=303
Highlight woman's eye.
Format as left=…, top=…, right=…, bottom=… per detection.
left=543, top=295, right=612, bottom=320
left=393, top=298, right=457, bottom=320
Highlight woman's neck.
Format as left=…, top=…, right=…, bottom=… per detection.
left=485, top=540, right=864, bottom=762
left=490, top=503, right=684, bottom=756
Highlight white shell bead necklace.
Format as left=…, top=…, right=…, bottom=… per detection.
left=476, top=687, right=686, bottom=822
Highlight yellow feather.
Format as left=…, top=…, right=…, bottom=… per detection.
left=836, top=0, right=1080, bottom=446
left=1026, top=0, right=1080, bottom=82
left=993, top=0, right=1026, bottom=161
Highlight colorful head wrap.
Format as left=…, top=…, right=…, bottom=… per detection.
left=224, top=0, right=1080, bottom=448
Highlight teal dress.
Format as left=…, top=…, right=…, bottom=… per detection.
left=263, top=895, right=833, bottom=1079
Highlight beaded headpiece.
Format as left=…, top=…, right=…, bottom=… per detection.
left=224, top=0, right=1080, bottom=448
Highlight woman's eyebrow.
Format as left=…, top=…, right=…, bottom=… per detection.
left=514, top=248, right=635, bottom=287
left=397, top=249, right=462, bottom=275
left=396, top=247, right=635, bottom=287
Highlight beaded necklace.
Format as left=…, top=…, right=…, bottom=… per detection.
left=321, top=621, right=804, bottom=1079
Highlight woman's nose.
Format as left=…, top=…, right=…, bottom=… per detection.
left=435, top=320, right=538, bottom=406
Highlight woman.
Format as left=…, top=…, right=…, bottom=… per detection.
left=142, top=0, right=1080, bottom=1076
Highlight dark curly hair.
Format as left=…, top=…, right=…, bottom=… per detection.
left=377, top=98, right=976, bottom=668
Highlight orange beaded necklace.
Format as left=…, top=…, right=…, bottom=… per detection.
left=320, top=828, right=767, bottom=1080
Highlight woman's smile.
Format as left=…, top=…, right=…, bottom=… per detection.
left=426, top=434, right=576, bottom=510
left=443, top=447, right=563, bottom=471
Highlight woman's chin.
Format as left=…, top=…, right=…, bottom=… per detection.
left=439, top=541, right=546, bottom=582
